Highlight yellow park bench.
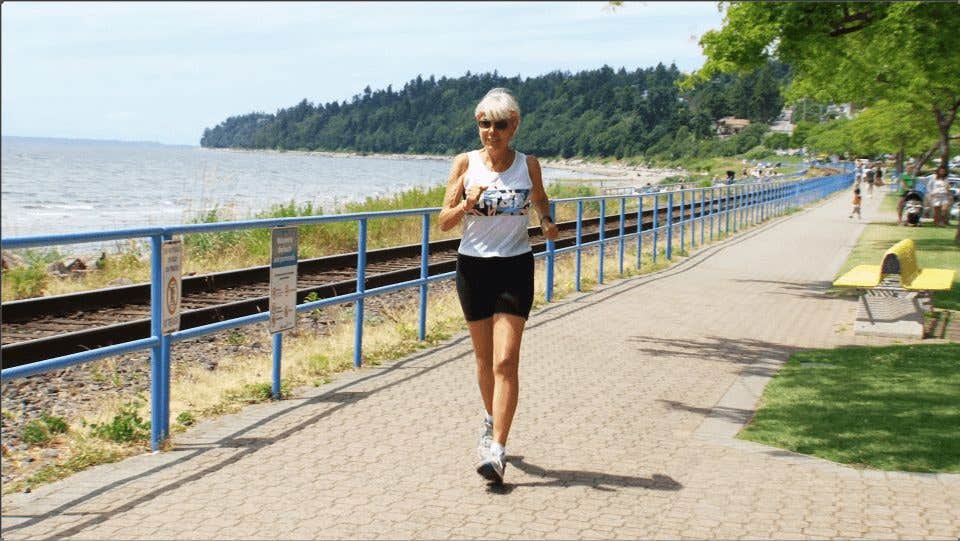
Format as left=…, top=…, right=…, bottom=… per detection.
left=833, top=238, right=954, bottom=338
left=833, top=238, right=955, bottom=292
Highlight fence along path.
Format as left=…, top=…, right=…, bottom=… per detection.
left=3, top=189, right=958, bottom=540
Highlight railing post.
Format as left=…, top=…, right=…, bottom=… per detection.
left=699, top=187, right=705, bottom=246
left=739, top=185, right=745, bottom=230
left=159, top=233, right=173, bottom=445
left=710, top=186, right=717, bottom=242
left=725, top=185, right=731, bottom=235
left=636, top=195, right=643, bottom=269
left=690, top=189, right=697, bottom=248
left=354, top=218, right=367, bottom=368
left=575, top=200, right=583, bottom=292
left=760, top=184, right=765, bottom=221
left=546, top=202, right=556, bottom=302
left=418, top=213, right=429, bottom=341
left=679, top=189, right=686, bottom=254
left=689, top=188, right=696, bottom=249
left=149, top=234, right=163, bottom=451
left=666, top=192, right=674, bottom=261
left=598, top=198, right=606, bottom=284
left=652, top=194, right=659, bottom=263
left=272, top=333, right=282, bottom=399
left=618, top=197, right=625, bottom=275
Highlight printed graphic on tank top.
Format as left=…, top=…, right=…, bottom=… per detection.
left=468, top=182, right=531, bottom=216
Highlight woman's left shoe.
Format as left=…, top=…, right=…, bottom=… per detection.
left=476, top=449, right=506, bottom=485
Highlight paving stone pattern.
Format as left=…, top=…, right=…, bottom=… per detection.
left=3, top=191, right=958, bottom=540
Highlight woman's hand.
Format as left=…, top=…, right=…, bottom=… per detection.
left=541, top=217, right=558, bottom=240
left=465, top=184, right=487, bottom=208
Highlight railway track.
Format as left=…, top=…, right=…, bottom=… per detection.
left=2, top=192, right=767, bottom=367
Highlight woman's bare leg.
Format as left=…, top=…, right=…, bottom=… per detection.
left=467, top=319, right=494, bottom=415
left=490, top=313, right=526, bottom=446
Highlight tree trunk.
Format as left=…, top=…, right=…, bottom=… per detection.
left=895, top=146, right=904, bottom=176
left=933, top=98, right=960, bottom=173
left=912, top=140, right=941, bottom=175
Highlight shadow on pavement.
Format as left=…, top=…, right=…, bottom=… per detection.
left=486, top=456, right=682, bottom=495
left=729, top=278, right=838, bottom=300
left=657, top=400, right=755, bottom=425
left=626, top=335, right=798, bottom=377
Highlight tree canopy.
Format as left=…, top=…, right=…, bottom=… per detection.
left=201, top=62, right=789, bottom=161
left=690, top=2, right=960, bottom=171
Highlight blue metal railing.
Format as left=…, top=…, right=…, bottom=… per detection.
left=1, top=172, right=852, bottom=450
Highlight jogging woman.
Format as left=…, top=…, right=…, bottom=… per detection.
left=438, top=87, right=558, bottom=484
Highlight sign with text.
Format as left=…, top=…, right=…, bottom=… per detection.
left=269, top=227, right=299, bottom=334
left=161, top=239, right=183, bottom=335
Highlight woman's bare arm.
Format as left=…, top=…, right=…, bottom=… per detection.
left=527, top=155, right=558, bottom=240
left=438, top=153, right=470, bottom=231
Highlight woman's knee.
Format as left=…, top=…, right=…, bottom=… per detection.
left=492, top=356, right=519, bottom=379
left=474, top=352, right=493, bottom=370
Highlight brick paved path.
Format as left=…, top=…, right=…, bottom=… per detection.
left=3, top=190, right=958, bottom=540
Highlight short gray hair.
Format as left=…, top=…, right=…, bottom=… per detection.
left=474, top=87, right=520, bottom=121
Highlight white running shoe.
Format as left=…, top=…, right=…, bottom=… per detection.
left=476, top=448, right=506, bottom=485
left=477, top=417, right=493, bottom=459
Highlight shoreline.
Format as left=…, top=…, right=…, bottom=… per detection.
left=206, top=146, right=685, bottom=184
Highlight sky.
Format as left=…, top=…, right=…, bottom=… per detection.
left=1, top=1, right=725, bottom=146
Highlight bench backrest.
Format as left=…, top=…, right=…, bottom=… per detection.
left=880, top=238, right=919, bottom=284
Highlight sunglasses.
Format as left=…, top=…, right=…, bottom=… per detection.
left=478, top=119, right=510, bottom=130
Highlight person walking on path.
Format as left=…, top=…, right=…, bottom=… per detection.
left=864, top=164, right=876, bottom=197
left=849, top=187, right=862, bottom=220
left=438, top=87, right=558, bottom=485
left=928, top=165, right=952, bottom=227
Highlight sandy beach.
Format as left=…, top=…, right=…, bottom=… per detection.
left=214, top=147, right=685, bottom=187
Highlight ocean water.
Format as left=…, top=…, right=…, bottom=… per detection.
left=1, top=137, right=592, bottom=249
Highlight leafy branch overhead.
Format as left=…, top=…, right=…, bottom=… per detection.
left=690, top=2, right=960, bottom=170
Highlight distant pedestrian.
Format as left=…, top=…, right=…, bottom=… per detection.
left=439, top=87, right=558, bottom=485
left=864, top=165, right=876, bottom=197
left=849, top=187, right=862, bottom=220
left=929, top=165, right=952, bottom=227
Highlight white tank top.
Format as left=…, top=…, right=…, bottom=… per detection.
left=458, top=149, right=533, bottom=258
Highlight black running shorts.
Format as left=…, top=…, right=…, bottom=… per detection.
left=455, top=251, right=534, bottom=322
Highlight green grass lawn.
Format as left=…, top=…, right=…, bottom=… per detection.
left=738, top=344, right=960, bottom=473
left=834, top=193, right=960, bottom=310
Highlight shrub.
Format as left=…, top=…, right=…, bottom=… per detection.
left=90, top=401, right=151, bottom=443
left=21, top=420, right=51, bottom=445
left=224, top=381, right=289, bottom=403
left=744, top=145, right=774, bottom=160
left=4, top=264, right=49, bottom=299
left=20, top=414, right=68, bottom=446
left=41, top=413, right=69, bottom=435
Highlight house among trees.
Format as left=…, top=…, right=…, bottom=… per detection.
left=769, top=106, right=795, bottom=135
left=715, top=116, right=751, bottom=139
left=825, top=103, right=855, bottom=120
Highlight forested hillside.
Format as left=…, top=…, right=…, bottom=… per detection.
left=201, top=62, right=789, bottom=159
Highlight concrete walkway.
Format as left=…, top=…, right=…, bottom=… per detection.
left=3, top=189, right=958, bottom=540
